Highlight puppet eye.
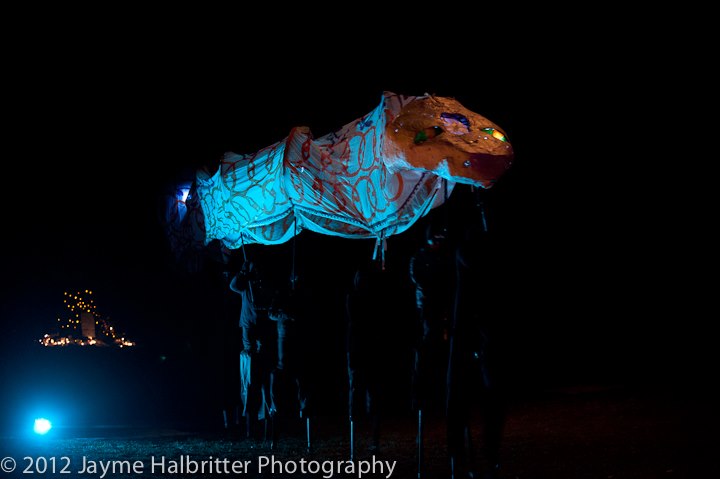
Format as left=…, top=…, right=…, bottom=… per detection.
left=481, top=127, right=508, bottom=142
left=414, top=126, right=444, bottom=144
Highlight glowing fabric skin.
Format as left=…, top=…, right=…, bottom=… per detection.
left=166, top=91, right=513, bottom=252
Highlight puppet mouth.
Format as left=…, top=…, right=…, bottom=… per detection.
left=458, top=151, right=514, bottom=187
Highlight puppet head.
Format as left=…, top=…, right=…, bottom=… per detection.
left=384, top=94, right=513, bottom=188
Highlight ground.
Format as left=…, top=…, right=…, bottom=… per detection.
left=1, top=384, right=715, bottom=478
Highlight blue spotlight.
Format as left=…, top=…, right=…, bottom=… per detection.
left=33, top=418, right=52, bottom=435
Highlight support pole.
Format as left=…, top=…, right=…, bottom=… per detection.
left=417, top=409, right=423, bottom=479
left=306, top=417, right=311, bottom=452
left=350, top=416, right=355, bottom=462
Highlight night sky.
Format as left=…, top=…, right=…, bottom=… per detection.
left=0, top=34, right=710, bottom=429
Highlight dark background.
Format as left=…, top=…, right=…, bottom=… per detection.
left=0, top=26, right=710, bottom=432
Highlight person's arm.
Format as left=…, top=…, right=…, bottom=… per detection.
left=229, top=273, right=244, bottom=294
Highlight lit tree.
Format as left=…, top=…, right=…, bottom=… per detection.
left=40, top=290, right=134, bottom=347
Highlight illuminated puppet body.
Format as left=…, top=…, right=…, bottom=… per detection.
left=165, top=91, right=513, bottom=255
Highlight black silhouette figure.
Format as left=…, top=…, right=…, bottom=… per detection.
left=229, top=260, right=276, bottom=441
left=409, top=221, right=455, bottom=477
left=410, top=221, right=454, bottom=413
left=267, top=282, right=311, bottom=448
left=345, top=259, right=394, bottom=455
left=446, top=203, right=507, bottom=479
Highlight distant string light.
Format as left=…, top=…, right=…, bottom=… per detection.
left=39, top=290, right=135, bottom=348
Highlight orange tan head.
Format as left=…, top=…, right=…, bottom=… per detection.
left=383, top=94, right=514, bottom=188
